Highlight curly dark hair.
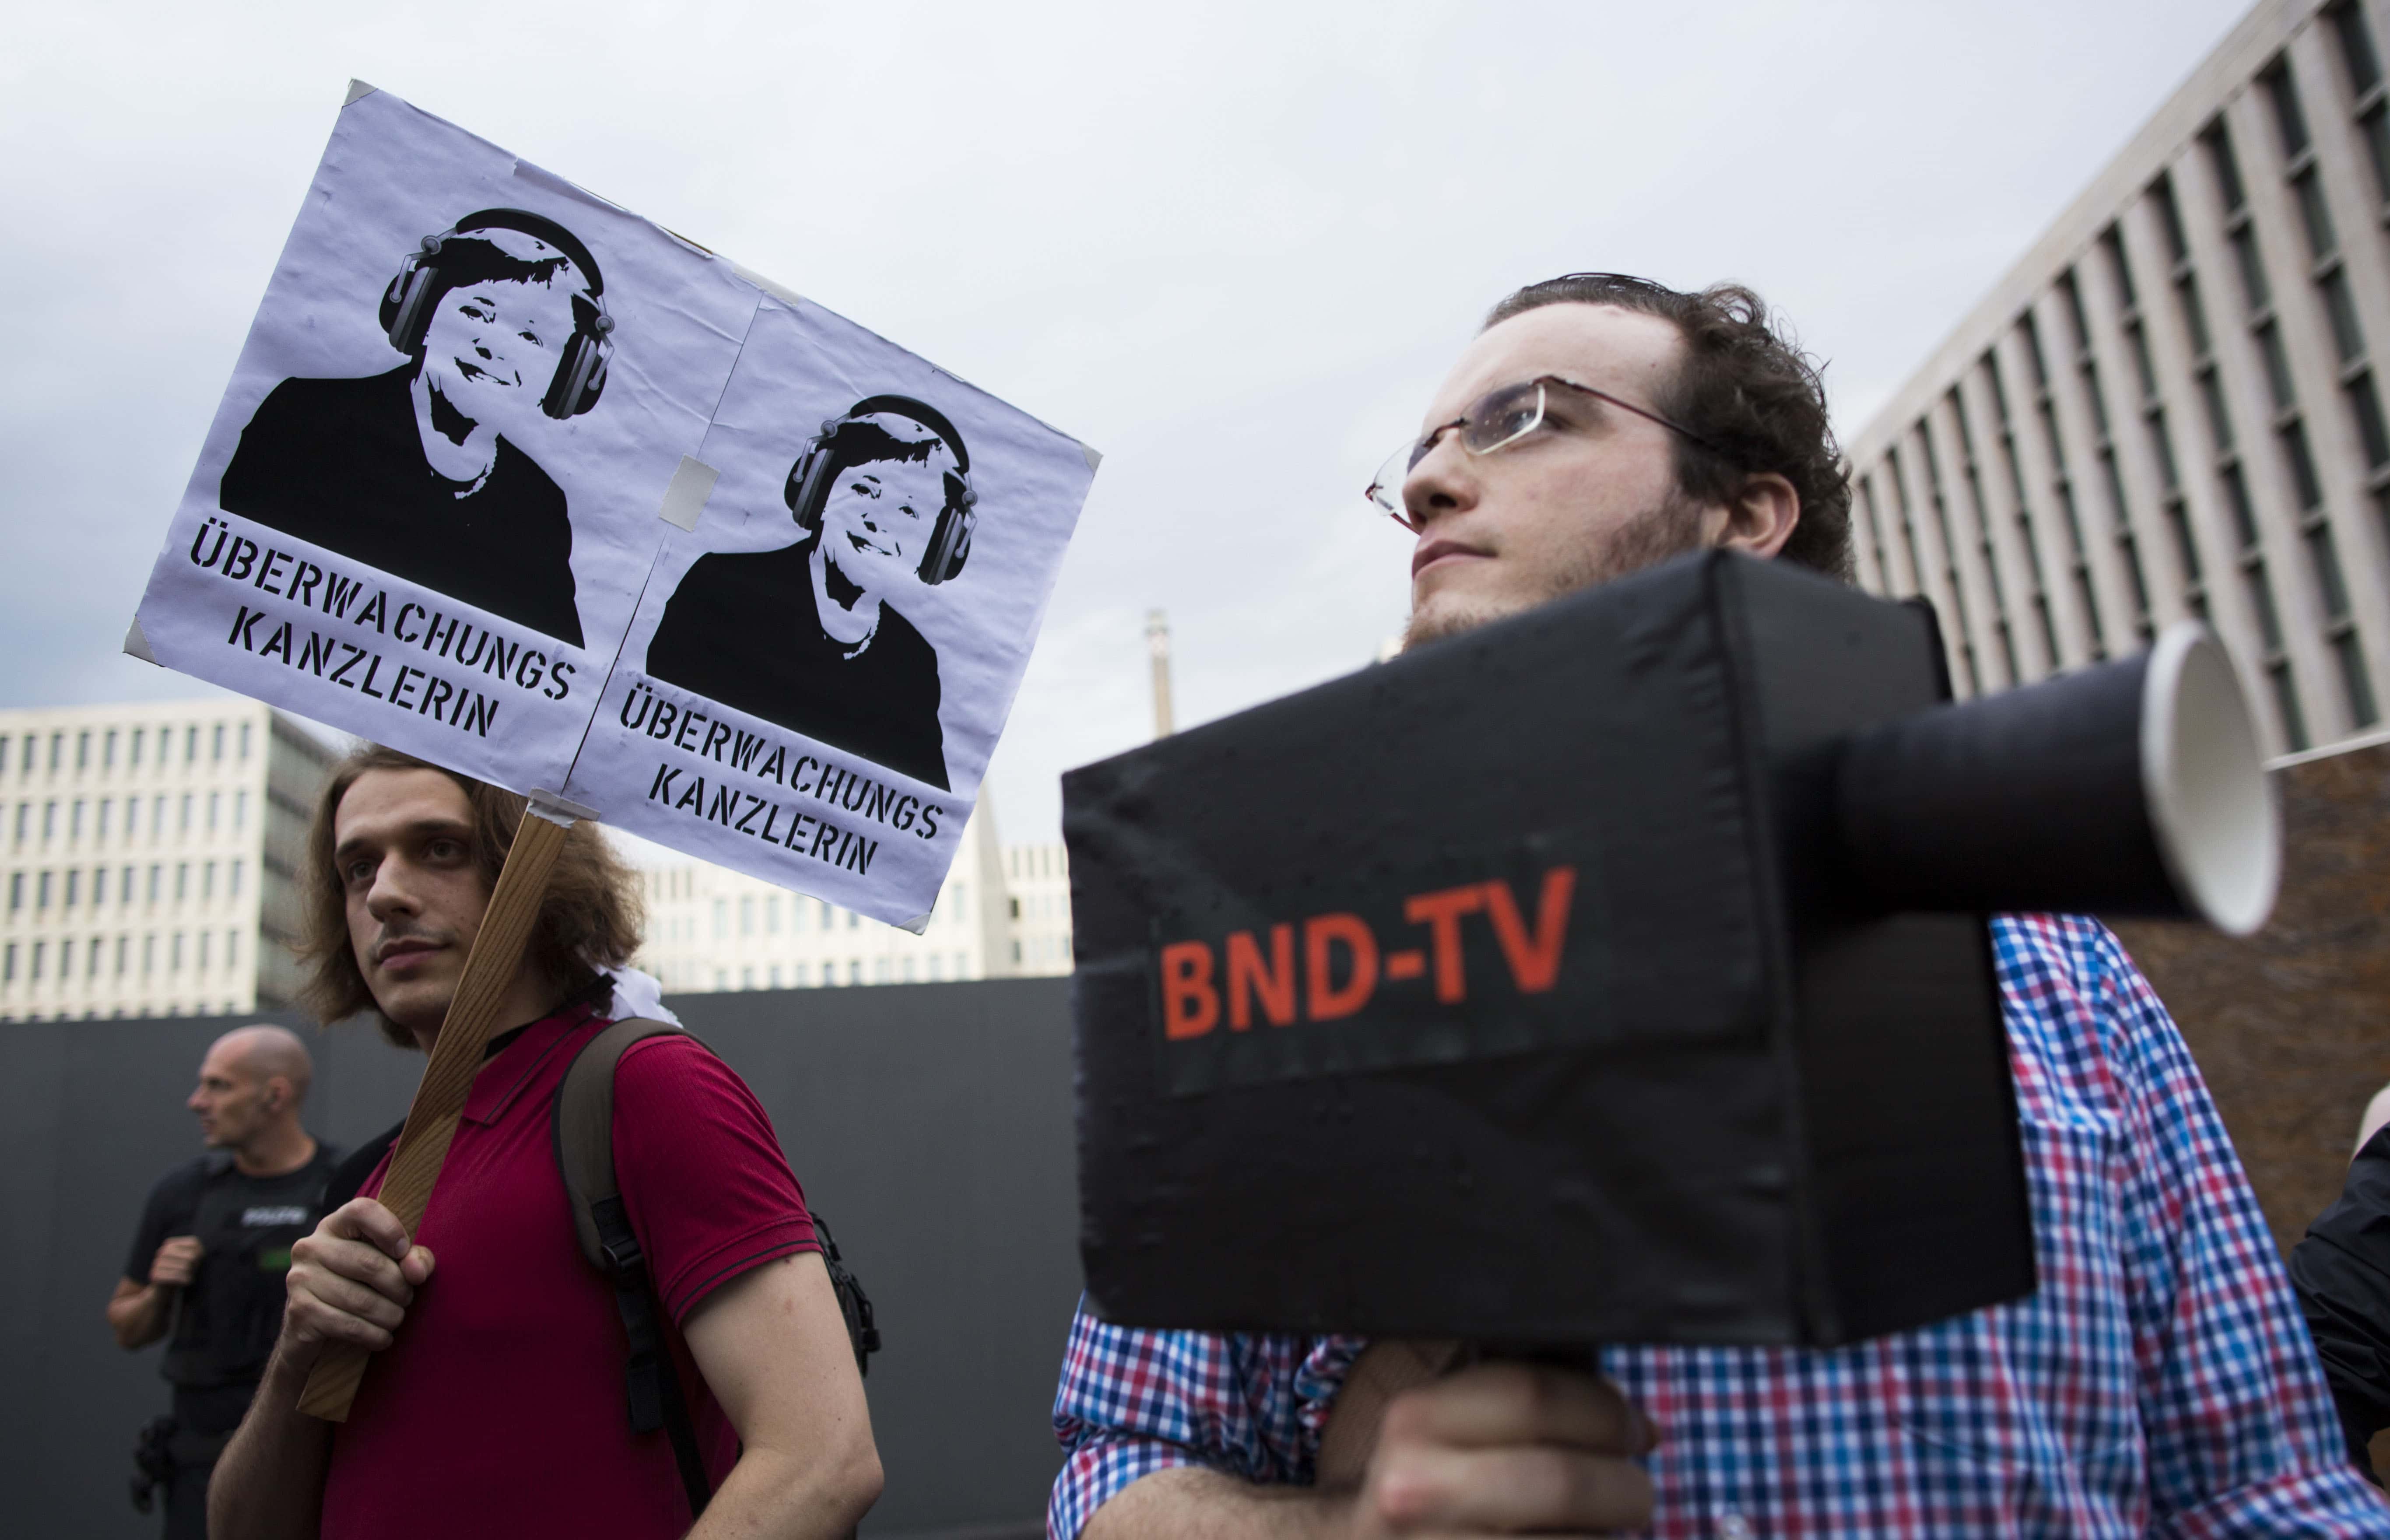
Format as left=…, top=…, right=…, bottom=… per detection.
left=1484, top=273, right=1853, bottom=582
left=296, top=744, right=643, bottom=1046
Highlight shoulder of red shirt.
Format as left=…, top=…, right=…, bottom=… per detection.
left=601, top=1017, right=819, bottom=1323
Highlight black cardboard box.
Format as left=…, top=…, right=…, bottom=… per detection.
left=1064, top=551, right=2033, bottom=1347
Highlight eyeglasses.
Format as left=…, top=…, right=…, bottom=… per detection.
left=1363, top=375, right=1730, bottom=532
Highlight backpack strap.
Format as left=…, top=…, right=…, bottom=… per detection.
left=811, top=1213, right=881, bottom=1375
left=551, top=1017, right=713, bottom=1522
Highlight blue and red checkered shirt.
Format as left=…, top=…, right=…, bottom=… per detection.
left=1050, top=915, right=2390, bottom=1537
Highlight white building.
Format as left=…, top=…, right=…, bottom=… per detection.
left=1005, top=841, right=1074, bottom=977
left=0, top=699, right=335, bottom=1022
left=629, top=808, right=1017, bottom=989
left=1846, top=0, right=2390, bottom=758
left=0, top=693, right=1081, bottom=1012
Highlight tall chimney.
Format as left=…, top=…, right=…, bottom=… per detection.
left=1146, top=609, right=1175, bottom=739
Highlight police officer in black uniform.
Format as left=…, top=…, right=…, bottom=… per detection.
left=109, top=1025, right=339, bottom=1540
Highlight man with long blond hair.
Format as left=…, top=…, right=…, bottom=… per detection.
left=208, top=744, right=882, bottom=1540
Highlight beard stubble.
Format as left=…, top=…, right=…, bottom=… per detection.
left=1400, top=496, right=1708, bottom=652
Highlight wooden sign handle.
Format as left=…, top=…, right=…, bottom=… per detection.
left=297, top=807, right=575, bottom=1421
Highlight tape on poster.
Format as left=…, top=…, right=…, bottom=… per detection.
left=656, top=456, right=721, bottom=531
left=123, top=617, right=159, bottom=666
left=528, top=789, right=599, bottom=824
left=730, top=262, right=805, bottom=309
left=344, top=80, right=378, bottom=105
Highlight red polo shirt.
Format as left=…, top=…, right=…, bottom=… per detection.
left=322, top=1003, right=818, bottom=1537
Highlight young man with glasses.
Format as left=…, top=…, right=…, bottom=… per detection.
left=1046, top=274, right=2385, bottom=1537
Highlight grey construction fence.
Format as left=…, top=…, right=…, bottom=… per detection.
left=0, top=977, right=1079, bottom=1540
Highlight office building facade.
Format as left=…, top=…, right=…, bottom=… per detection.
left=627, top=817, right=1081, bottom=991
left=1005, top=841, right=1074, bottom=977
left=1845, top=0, right=2390, bottom=757
left=0, top=696, right=1074, bottom=1010
left=0, top=700, right=336, bottom=1022
left=629, top=808, right=1020, bottom=990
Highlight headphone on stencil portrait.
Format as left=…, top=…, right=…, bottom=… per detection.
left=379, top=207, right=615, bottom=420
left=784, top=396, right=979, bottom=586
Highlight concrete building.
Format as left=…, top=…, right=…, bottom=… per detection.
left=1005, top=841, right=1074, bottom=977
left=625, top=811, right=1079, bottom=990
left=0, top=699, right=336, bottom=1022
left=1845, top=0, right=2390, bottom=756
left=0, top=691, right=1066, bottom=1009
left=629, top=808, right=1018, bottom=990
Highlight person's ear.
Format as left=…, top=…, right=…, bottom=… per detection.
left=1710, top=471, right=1801, bottom=559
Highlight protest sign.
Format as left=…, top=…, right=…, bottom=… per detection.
left=564, top=298, right=1092, bottom=926
left=133, top=82, right=1098, bottom=930
left=1067, top=551, right=2272, bottom=1348
left=1067, top=555, right=2030, bottom=1347
left=129, top=82, right=1098, bottom=1417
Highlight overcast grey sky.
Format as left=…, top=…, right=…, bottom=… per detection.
left=0, top=0, right=2251, bottom=847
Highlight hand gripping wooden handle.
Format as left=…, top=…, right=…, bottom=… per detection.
left=296, top=809, right=573, bottom=1421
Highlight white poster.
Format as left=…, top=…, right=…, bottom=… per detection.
left=563, top=299, right=1093, bottom=925
left=134, top=84, right=1097, bottom=929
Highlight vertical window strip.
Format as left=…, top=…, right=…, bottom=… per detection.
left=2176, top=271, right=2213, bottom=358
left=2061, top=271, right=2095, bottom=354
left=2114, top=502, right=2154, bottom=635
left=2127, top=322, right=2159, bottom=400
left=2273, top=660, right=2313, bottom=750
left=2333, top=1, right=2386, bottom=96
left=2080, top=350, right=2114, bottom=437
left=2102, top=225, right=2139, bottom=311
left=2117, top=213, right=2206, bottom=619
left=2022, top=308, right=2053, bottom=387
left=1985, top=349, right=2063, bottom=669
left=1950, top=386, right=2019, bottom=681
left=2065, top=269, right=2150, bottom=639
left=2166, top=499, right=2205, bottom=587
left=2259, top=323, right=2299, bottom=410
left=2246, top=554, right=2291, bottom=716
left=2323, top=269, right=2367, bottom=361
left=1916, top=416, right=1982, bottom=694
left=2349, top=369, right=2390, bottom=466
left=2295, top=169, right=2340, bottom=260
left=2264, top=59, right=2313, bottom=160
left=2362, top=99, right=2390, bottom=203
left=2223, top=462, right=2260, bottom=549
left=2283, top=418, right=2327, bottom=509
left=2022, top=310, right=2108, bottom=658
left=2152, top=174, right=2192, bottom=265
left=2200, top=371, right=2236, bottom=451
left=2207, top=105, right=2355, bottom=741
left=2306, top=514, right=2379, bottom=726
left=1857, top=475, right=1893, bottom=590
left=2207, top=120, right=2250, bottom=214
left=2232, top=226, right=2273, bottom=314
left=2149, top=407, right=2185, bottom=496
left=1885, top=445, right=1926, bottom=597
left=2311, top=521, right=2355, bottom=618
left=2334, top=630, right=2381, bottom=724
